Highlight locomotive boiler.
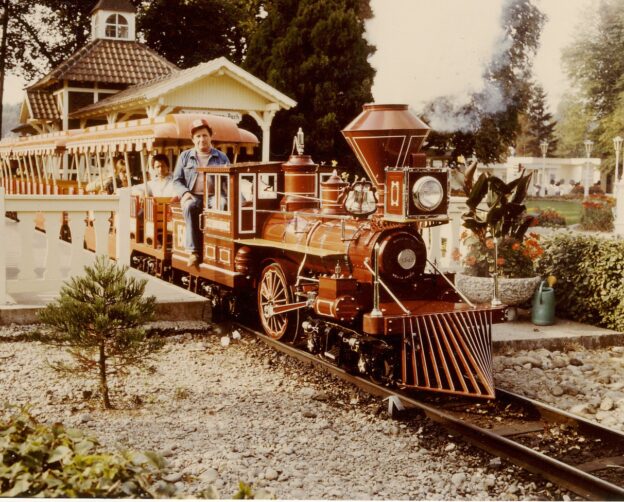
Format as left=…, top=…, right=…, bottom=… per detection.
left=161, top=104, right=507, bottom=398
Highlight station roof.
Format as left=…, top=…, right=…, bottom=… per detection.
left=26, top=90, right=60, bottom=121
left=91, top=0, right=136, bottom=13
left=70, top=57, right=296, bottom=119
left=28, top=39, right=177, bottom=90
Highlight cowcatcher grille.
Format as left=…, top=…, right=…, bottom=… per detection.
left=401, top=309, right=495, bottom=398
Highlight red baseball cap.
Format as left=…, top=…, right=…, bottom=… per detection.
left=190, top=118, right=213, bottom=137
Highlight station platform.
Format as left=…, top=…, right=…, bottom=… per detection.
left=492, top=309, right=624, bottom=353
left=1, top=217, right=208, bottom=325
left=0, top=271, right=209, bottom=326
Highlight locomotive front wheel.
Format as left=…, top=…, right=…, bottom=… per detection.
left=258, top=263, right=296, bottom=341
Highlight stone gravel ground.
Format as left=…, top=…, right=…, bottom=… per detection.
left=0, top=322, right=608, bottom=500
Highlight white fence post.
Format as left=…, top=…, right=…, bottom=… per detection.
left=116, top=188, right=131, bottom=266
left=615, top=180, right=624, bottom=236
left=0, top=188, right=6, bottom=304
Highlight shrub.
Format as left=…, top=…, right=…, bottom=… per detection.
left=530, top=208, right=566, bottom=227
left=37, top=256, right=159, bottom=409
left=571, top=183, right=604, bottom=195
left=0, top=408, right=176, bottom=498
left=579, top=195, right=614, bottom=232
left=537, top=233, right=624, bottom=330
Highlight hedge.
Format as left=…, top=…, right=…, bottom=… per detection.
left=537, top=233, right=624, bottom=330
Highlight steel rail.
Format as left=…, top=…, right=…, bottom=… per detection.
left=239, top=324, right=624, bottom=501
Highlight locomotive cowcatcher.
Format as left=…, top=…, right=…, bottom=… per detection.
left=148, top=104, right=507, bottom=398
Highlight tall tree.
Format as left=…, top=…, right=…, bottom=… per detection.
left=563, top=0, right=624, bottom=122
left=515, top=83, right=557, bottom=156
left=137, top=0, right=260, bottom=67
left=423, top=0, right=545, bottom=165
left=244, top=0, right=375, bottom=166
left=562, top=0, right=624, bottom=171
left=553, top=91, right=594, bottom=158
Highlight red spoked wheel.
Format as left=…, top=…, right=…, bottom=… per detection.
left=258, top=263, right=296, bottom=340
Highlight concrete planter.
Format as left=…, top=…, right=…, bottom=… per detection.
left=455, top=273, right=541, bottom=306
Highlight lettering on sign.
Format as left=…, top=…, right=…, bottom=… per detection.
left=390, top=181, right=400, bottom=207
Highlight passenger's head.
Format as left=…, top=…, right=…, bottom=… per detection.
left=190, top=119, right=214, bottom=154
left=152, top=154, right=170, bottom=179
left=113, top=157, right=128, bottom=183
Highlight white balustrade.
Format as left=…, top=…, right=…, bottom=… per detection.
left=424, top=196, right=468, bottom=272
left=0, top=188, right=130, bottom=304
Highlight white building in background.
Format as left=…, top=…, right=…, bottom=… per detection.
left=481, top=156, right=603, bottom=195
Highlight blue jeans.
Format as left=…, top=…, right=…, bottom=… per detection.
left=182, top=194, right=203, bottom=254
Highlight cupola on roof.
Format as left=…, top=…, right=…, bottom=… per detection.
left=91, top=0, right=137, bottom=14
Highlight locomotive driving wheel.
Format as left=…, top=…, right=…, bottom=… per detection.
left=258, top=263, right=297, bottom=341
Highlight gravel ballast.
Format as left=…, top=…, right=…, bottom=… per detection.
left=2, top=322, right=617, bottom=499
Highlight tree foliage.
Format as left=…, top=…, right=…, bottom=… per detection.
left=138, top=0, right=262, bottom=67
left=243, top=0, right=375, bottom=166
left=423, top=0, right=545, bottom=165
left=37, top=256, right=159, bottom=409
left=515, top=83, right=557, bottom=156
left=554, top=91, right=593, bottom=158
left=560, top=0, right=624, bottom=171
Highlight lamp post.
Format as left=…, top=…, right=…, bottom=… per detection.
left=583, top=139, right=594, bottom=198
left=614, top=136, right=623, bottom=186
left=540, top=140, right=549, bottom=192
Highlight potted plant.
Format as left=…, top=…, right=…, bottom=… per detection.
left=455, top=168, right=543, bottom=309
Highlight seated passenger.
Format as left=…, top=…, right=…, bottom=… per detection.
left=131, top=154, right=174, bottom=197
left=86, top=157, right=128, bottom=194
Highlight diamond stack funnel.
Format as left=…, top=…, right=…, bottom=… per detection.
left=342, top=104, right=430, bottom=208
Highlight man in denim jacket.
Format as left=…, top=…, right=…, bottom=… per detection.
left=173, top=119, right=229, bottom=267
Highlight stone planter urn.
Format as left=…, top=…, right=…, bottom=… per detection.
left=455, top=273, right=541, bottom=306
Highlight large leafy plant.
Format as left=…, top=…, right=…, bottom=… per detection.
left=461, top=170, right=541, bottom=278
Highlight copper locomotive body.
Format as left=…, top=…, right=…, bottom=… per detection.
left=139, top=104, right=506, bottom=398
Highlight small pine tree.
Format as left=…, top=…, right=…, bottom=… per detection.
left=38, top=256, right=159, bottom=409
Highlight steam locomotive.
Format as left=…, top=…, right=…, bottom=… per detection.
left=0, top=103, right=506, bottom=398
left=130, top=104, right=506, bottom=398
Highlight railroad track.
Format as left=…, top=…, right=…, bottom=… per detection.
left=236, top=323, right=624, bottom=501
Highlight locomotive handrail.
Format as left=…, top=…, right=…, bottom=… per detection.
left=363, top=258, right=410, bottom=315
left=426, top=258, right=476, bottom=308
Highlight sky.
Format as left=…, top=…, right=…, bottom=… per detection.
left=3, top=0, right=591, bottom=114
left=366, top=0, right=590, bottom=114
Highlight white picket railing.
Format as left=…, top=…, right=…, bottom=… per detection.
left=0, top=188, right=130, bottom=304
left=423, top=196, right=469, bottom=273
left=0, top=188, right=469, bottom=305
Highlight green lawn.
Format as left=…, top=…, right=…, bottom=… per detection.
left=525, top=198, right=583, bottom=225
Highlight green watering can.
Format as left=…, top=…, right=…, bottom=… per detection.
left=532, top=280, right=555, bottom=326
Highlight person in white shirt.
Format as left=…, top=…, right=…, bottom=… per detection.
left=132, top=154, right=174, bottom=197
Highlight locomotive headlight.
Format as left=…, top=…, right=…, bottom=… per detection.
left=412, top=176, right=444, bottom=211
left=397, top=248, right=416, bottom=270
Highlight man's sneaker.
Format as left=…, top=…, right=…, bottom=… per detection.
left=187, top=253, right=199, bottom=267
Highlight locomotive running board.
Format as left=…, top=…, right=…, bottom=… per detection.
left=401, top=310, right=496, bottom=398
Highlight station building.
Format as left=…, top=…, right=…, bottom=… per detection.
left=15, top=0, right=295, bottom=161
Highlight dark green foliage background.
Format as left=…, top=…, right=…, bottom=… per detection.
left=538, top=234, right=624, bottom=330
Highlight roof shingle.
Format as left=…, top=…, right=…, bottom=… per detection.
left=29, top=39, right=178, bottom=90
left=27, top=90, right=60, bottom=120
left=91, top=0, right=136, bottom=14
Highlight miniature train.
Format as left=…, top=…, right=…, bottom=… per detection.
left=0, top=105, right=506, bottom=398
